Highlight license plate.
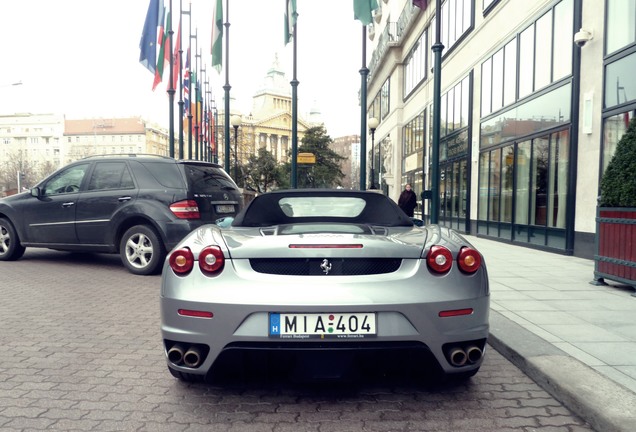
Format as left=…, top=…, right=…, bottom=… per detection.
left=215, top=204, right=235, bottom=214
left=269, top=313, right=376, bottom=339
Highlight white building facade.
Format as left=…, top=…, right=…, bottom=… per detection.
left=367, top=0, right=635, bottom=259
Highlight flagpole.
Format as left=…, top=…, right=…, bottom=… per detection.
left=223, top=0, right=231, bottom=174
left=359, top=24, right=368, bottom=191
left=177, top=0, right=184, bottom=159
left=430, top=0, right=443, bottom=224
left=194, top=32, right=200, bottom=161
left=187, top=6, right=194, bottom=159
left=200, top=63, right=206, bottom=161
left=167, top=0, right=175, bottom=158
left=290, top=20, right=298, bottom=188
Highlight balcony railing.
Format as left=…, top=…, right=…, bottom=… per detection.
left=369, top=0, right=421, bottom=78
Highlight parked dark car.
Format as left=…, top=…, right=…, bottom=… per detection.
left=0, top=155, right=243, bottom=275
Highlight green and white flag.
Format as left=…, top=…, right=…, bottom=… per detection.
left=284, top=0, right=297, bottom=45
left=353, top=0, right=378, bottom=26
left=211, top=0, right=223, bottom=72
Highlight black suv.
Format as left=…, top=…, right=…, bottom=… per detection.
left=0, top=155, right=243, bottom=275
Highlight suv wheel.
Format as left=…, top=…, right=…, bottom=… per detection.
left=0, top=217, right=26, bottom=261
left=120, top=225, right=165, bottom=275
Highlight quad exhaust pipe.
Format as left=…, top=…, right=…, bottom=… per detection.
left=183, top=346, right=202, bottom=368
left=448, top=345, right=483, bottom=367
left=166, top=343, right=204, bottom=368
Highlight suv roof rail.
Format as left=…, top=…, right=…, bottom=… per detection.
left=80, top=154, right=174, bottom=160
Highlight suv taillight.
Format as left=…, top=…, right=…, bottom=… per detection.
left=170, top=200, right=200, bottom=219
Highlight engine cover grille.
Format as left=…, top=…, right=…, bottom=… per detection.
left=249, top=258, right=402, bottom=276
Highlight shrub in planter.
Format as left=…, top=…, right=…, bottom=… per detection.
left=599, top=117, right=636, bottom=207
left=594, top=116, right=636, bottom=293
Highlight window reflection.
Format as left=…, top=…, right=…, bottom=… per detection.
left=534, top=11, right=552, bottom=91
left=488, top=148, right=501, bottom=222
left=548, top=131, right=568, bottom=229
left=531, top=137, right=549, bottom=226
left=515, top=141, right=531, bottom=224
left=503, top=39, right=517, bottom=105
left=606, top=0, right=636, bottom=54
left=501, top=145, right=514, bottom=223
left=605, top=52, right=636, bottom=108
left=603, top=111, right=634, bottom=173
left=519, top=25, right=535, bottom=99
left=553, top=0, right=573, bottom=80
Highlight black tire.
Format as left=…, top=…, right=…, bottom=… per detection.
left=119, top=225, right=165, bottom=275
left=168, top=366, right=205, bottom=383
left=0, top=217, right=26, bottom=261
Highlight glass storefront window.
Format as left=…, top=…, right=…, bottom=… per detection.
left=515, top=141, right=531, bottom=224
left=478, top=152, right=489, bottom=221
left=488, top=148, right=501, bottom=222
left=531, top=137, right=549, bottom=226
left=501, top=145, right=514, bottom=223
left=548, top=130, right=569, bottom=229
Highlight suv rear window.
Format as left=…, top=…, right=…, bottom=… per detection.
left=183, top=164, right=236, bottom=194
left=141, top=162, right=184, bottom=188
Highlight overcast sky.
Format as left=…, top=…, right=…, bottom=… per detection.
left=0, top=0, right=370, bottom=138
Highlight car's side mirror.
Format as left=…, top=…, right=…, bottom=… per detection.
left=30, top=187, right=41, bottom=198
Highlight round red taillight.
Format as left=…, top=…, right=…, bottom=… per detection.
left=458, top=247, right=482, bottom=273
left=427, top=245, right=453, bottom=274
left=199, top=246, right=225, bottom=275
left=169, top=248, right=194, bottom=274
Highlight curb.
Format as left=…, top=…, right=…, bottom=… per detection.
left=488, top=309, right=636, bottom=432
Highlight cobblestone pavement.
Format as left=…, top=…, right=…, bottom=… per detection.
left=0, top=250, right=595, bottom=431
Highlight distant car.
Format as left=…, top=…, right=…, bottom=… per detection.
left=160, top=189, right=489, bottom=383
left=0, top=155, right=242, bottom=275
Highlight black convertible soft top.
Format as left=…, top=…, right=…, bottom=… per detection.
left=232, top=189, right=414, bottom=227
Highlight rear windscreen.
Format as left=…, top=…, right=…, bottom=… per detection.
left=141, top=162, right=184, bottom=188
left=183, top=164, right=237, bottom=194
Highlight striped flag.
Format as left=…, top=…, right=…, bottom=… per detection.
left=183, top=48, right=190, bottom=118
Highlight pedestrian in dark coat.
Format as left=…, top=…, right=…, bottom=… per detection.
left=398, top=184, right=417, bottom=217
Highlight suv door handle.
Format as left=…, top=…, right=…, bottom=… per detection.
left=118, top=196, right=132, bottom=202
left=62, top=202, right=75, bottom=207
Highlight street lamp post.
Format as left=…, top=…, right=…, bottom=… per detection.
left=230, top=114, right=242, bottom=183
left=368, top=117, right=379, bottom=189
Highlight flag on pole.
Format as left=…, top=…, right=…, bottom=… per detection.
left=353, top=0, right=378, bottom=26
left=139, top=0, right=164, bottom=74
left=413, top=0, right=428, bottom=9
left=183, top=48, right=190, bottom=118
left=284, top=0, right=297, bottom=45
left=152, top=10, right=171, bottom=90
left=211, top=0, right=223, bottom=72
left=172, top=21, right=181, bottom=91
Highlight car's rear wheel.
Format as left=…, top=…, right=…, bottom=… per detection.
left=0, top=217, right=26, bottom=261
left=119, top=225, right=165, bottom=275
left=168, top=366, right=205, bottom=383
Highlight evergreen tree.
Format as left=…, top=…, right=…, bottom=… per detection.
left=600, top=117, right=636, bottom=207
left=279, top=126, right=346, bottom=188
